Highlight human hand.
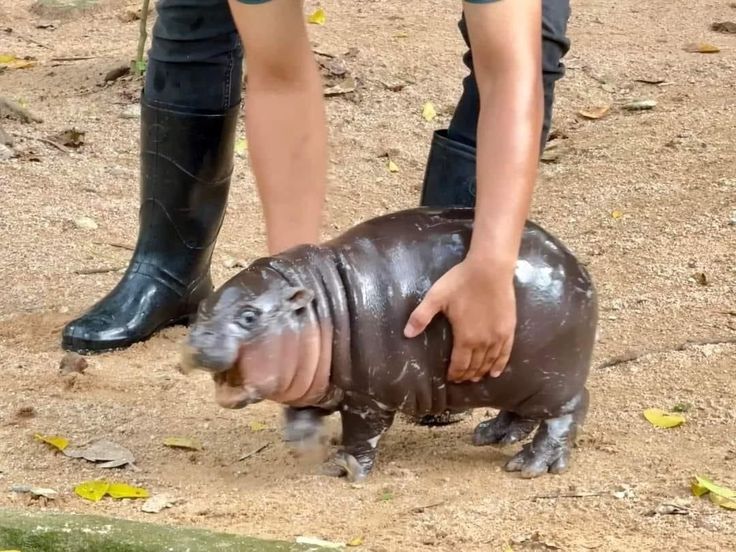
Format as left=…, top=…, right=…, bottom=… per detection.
left=403, top=256, right=516, bottom=382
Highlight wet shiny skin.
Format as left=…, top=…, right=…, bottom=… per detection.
left=182, top=207, right=598, bottom=480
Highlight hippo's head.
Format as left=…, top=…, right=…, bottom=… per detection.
left=179, top=266, right=318, bottom=409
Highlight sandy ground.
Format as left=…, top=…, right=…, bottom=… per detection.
left=1, top=0, right=735, bottom=550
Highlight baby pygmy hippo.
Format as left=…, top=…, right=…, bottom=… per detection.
left=180, top=207, right=598, bottom=481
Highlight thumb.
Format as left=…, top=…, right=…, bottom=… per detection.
left=404, top=292, right=442, bottom=338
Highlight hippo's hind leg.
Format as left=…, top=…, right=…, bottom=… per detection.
left=504, top=388, right=589, bottom=478
left=472, top=411, right=538, bottom=447
left=325, top=397, right=396, bottom=483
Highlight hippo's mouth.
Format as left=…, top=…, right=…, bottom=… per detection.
left=212, top=370, right=263, bottom=409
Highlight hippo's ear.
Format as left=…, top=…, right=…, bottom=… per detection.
left=283, top=286, right=315, bottom=311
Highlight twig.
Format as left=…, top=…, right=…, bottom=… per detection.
left=74, top=266, right=125, bottom=275
left=405, top=500, right=446, bottom=514
left=93, top=241, right=134, bottom=251
left=18, top=134, right=70, bottom=153
left=50, top=56, right=99, bottom=62
left=2, top=27, right=51, bottom=50
left=134, top=0, right=151, bottom=76
left=528, top=491, right=605, bottom=500
left=237, top=443, right=270, bottom=462
left=596, top=338, right=736, bottom=369
left=0, top=97, right=43, bottom=123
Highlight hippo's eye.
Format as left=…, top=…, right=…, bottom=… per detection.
left=236, top=307, right=260, bottom=329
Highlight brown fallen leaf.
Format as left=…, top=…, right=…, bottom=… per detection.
left=324, top=76, right=356, bottom=96
left=684, top=42, right=720, bottom=53
left=710, top=21, right=736, bottom=34
left=59, top=352, right=88, bottom=375
left=634, top=77, right=666, bottom=85
left=104, top=65, right=130, bottom=83
left=692, top=272, right=708, bottom=286
left=48, top=128, right=84, bottom=148
left=63, top=439, right=136, bottom=469
left=578, top=105, right=610, bottom=120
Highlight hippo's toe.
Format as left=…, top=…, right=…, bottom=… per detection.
left=472, top=411, right=537, bottom=447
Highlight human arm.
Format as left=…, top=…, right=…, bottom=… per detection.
left=227, top=0, right=328, bottom=254
left=404, top=0, right=544, bottom=382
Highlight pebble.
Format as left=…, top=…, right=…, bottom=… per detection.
left=74, top=216, right=98, bottom=230
left=121, top=104, right=141, bottom=119
left=0, top=144, right=15, bottom=161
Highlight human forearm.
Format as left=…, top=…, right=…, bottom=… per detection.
left=463, top=0, right=543, bottom=272
left=228, top=0, right=328, bottom=255
left=246, top=70, right=327, bottom=255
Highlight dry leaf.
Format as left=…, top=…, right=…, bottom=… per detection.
left=234, top=137, right=247, bottom=157
left=248, top=421, right=268, bottom=432
left=692, top=475, right=736, bottom=498
left=347, top=536, right=364, bottom=547
left=693, top=272, right=708, bottom=286
left=387, top=159, right=399, bottom=173
left=59, top=352, right=87, bottom=375
left=48, top=128, right=85, bottom=148
left=163, top=436, right=202, bottom=451
left=308, top=7, right=326, bottom=25
left=684, top=42, right=720, bottom=53
left=643, top=408, right=685, bottom=428
left=324, top=76, right=356, bottom=96
left=63, top=438, right=136, bottom=468
left=578, top=105, right=610, bottom=120
left=611, top=210, right=623, bottom=219
left=711, top=21, right=736, bottom=34
left=422, top=102, right=437, bottom=121
left=634, top=77, right=666, bottom=85
left=34, top=433, right=69, bottom=451
left=296, top=537, right=344, bottom=549
left=0, top=54, right=37, bottom=70
left=622, top=99, right=657, bottom=111
left=104, top=65, right=130, bottom=83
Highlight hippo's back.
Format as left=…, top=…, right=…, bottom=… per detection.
left=323, top=207, right=596, bottom=417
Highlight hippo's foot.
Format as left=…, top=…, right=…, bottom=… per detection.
left=323, top=397, right=396, bottom=483
left=472, top=411, right=537, bottom=447
left=504, top=389, right=589, bottom=478
left=282, top=406, right=333, bottom=450
left=410, top=409, right=472, bottom=427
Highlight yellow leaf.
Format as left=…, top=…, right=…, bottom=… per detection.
left=234, top=137, right=248, bottom=157
left=0, top=54, right=36, bottom=69
left=643, top=408, right=685, bottom=428
left=34, top=433, right=69, bottom=451
left=163, top=436, right=202, bottom=451
left=74, top=481, right=110, bottom=502
left=611, top=210, right=623, bottom=219
left=503, top=545, right=514, bottom=552
left=422, top=102, right=437, bottom=122
left=684, top=42, right=720, bottom=53
left=578, top=105, right=611, bottom=120
left=692, top=476, right=736, bottom=499
left=347, top=536, right=364, bottom=547
left=709, top=493, right=736, bottom=510
left=308, top=7, right=326, bottom=25
left=387, top=160, right=399, bottom=173
left=249, top=421, right=268, bottom=432
left=107, top=482, right=150, bottom=500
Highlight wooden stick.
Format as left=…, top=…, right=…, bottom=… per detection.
left=134, top=0, right=151, bottom=75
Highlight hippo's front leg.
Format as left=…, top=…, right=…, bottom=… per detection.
left=283, top=406, right=334, bottom=448
left=327, top=396, right=396, bottom=483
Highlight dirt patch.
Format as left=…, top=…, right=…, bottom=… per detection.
left=1, top=0, right=735, bottom=551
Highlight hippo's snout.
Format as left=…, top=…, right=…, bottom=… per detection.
left=179, top=326, right=239, bottom=375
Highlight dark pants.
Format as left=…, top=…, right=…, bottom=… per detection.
left=145, top=0, right=571, bottom=150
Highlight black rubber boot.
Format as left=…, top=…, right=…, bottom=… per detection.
left=61, top=98, right=239, bottom=354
